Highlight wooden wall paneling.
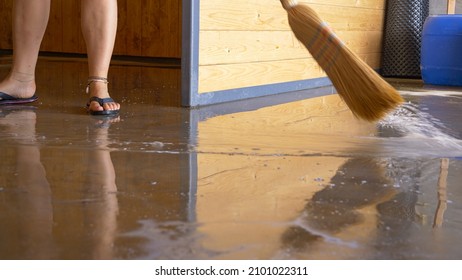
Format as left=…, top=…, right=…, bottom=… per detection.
left=200, top=1, right=385, bottom=31
left=200, top=1, right=287, bottom=32
left=199, top=30, right=383, bottom=66
left=141, top=0, right=182, bottom=58
left=198, top=0, right=386, bottom=95
left=114, top=0, right=143, bottom=56
left=0, top=1, right=13, bottom=50
left=302, top=0, right=386, bottom=9
left=198, top=58, right=325, bottom=93
left=61, top=0, right=85, bottom=54
left=198, top=52, right=381, bottom=93
left=362, top=53, right=382, bottom=68
left=41, top=0, right=63, bottom=52
left=199, top=31, right=309, bottom=65
left=447, top=0, right=456, bottom=14
left=0, top=0, right=182, bottom=58
left=168, top=0, right=182, bottom=58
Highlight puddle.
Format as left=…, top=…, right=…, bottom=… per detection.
left=1, top=63, right=462, bottom=260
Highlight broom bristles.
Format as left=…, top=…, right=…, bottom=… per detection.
left=280, top=0, right=404, bottom=121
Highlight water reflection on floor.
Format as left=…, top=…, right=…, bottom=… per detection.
left=1, top=59, right=462, bottom=259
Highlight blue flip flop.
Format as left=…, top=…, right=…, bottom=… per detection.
left=86, top=96, right=120, bottom=116
left=0, top=92, right=39, bottom=105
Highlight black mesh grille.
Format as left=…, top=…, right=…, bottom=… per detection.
left=381, top=0, right=429, bottom=78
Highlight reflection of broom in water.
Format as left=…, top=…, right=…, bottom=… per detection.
left=280, top=0, right=404, bottom=121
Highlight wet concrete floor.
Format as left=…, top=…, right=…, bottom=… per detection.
left=1, top=58, right=462, bottom=260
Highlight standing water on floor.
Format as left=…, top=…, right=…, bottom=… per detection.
left=1, top=62, right=462, bottom=260
left=193, top=92, right=462, bottom=259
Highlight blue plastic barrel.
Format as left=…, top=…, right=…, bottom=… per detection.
left=421, top=15, right=462, bottom=86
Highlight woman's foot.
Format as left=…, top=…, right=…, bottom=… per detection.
left=86, top=77, right=120, bottom=115
left=0, top=72, right=38, bottom=105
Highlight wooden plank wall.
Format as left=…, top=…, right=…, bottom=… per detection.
left=198, top=0, right=386, bottom=94
left=0, top=0, right=181, bottom=58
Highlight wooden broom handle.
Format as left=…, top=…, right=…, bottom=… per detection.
left=448, top=0, right=456, bottom=14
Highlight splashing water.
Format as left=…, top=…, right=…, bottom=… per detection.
left=380, top=102, right=454, bottom=137
left=377, top=101, right=462, bottom=157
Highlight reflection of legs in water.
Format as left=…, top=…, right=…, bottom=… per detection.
left=280, top=158, right=423, bottom=258
left=0, top=108, right=54, bottom=259
left=433, top=158, right=449, bottom=228
left=85, top=116, right=120, bottom=259
left=374, top=158, right=422, bottom=258
left=281, top=158, right=398, bottom=255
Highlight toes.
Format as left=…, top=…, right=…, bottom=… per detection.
left=89, top=100, right=120, bottom=112
left=90, top=101, right=104, bottom=112
left=103, top=102, right=120, bottom=111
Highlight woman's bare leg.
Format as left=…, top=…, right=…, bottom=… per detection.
left=81, top=0, right=120, bottom=113
left=0, top=0, right=50, bottom=100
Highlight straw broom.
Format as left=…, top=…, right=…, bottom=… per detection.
left=280, top=0, right=404, bottom=121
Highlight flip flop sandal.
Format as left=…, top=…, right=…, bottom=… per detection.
left=87, top=96, right=120, bottom=116
left=85, top=76, right=120, bottom=116
left=0, top=92, right=39, bottom=105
